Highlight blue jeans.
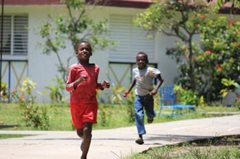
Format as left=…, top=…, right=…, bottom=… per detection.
left=134, top=95, right=155, bottom=135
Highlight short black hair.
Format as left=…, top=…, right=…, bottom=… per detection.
left=137, top=51, right=149, bottom=64
left=74, top=40, right=92, bottom=53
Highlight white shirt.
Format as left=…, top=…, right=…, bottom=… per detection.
left=133, top=66, right=161, bottom=96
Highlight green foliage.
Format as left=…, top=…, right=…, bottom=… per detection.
left=98, top=107, right=107, bottom=127
left=198, top=96, right=207, bottom=107
left=98, top=104, right=113, bottom=127
left=134, top=3, right=170, bottom=32
left=11, top=79, right=50, bottom=130
left=0, top=134, right=28, bottom=139
left=109, top=85, right=135, bottom=123
left=220, top=78, right=239, bottom=97
left=125, top=91, right=135, bottom=123
left=134, top=1, right=209, bottom=96
left=1, top=103, right=240, bottom=131
left=214, top=0, right=240, bottom=13
left=12, top=79, right=36, bottom=105
left=196, top=16, right=240, bottom=101
left=127, top=137, right=240, bottom=159
left=134, top=0, right=208, bottom=34
left=39, top=0, right=114, bottom=83
left=110, top=85, right=126, bottom=105
left=0, top=82, right=8, bottom=102
left=23, top=104, right=50, bottom=130
left=45, top=76, right=65, bottom=104
left=174, top=85, right=198, bottom=105
left=135, top=1, right=240, bottom=102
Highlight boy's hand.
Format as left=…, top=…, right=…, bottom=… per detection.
left=149, top=89, right=157, bottom=96
left=123, top=91, right=129, bottom=98
left=79, top=76, right=88, bottom=82
left=73, top=76, right=88, bottom=88
left=102, top=80, right=110, bottom=89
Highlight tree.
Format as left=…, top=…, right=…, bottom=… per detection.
left=197, top=16, right=240, bottom=101
left=40, top=0, right=113, bottom=83
left=214, top=0, right=240, bottom=9
left=134, top=0, right=240, bottom=102
left=134, top=0, right=209, bottom=91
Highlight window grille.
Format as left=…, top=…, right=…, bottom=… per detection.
left=0, top=14, right=28, bottom=55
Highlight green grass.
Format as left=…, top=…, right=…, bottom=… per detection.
left=1, top=103, right=239, bottom=157
left=126, top=135, right=240, bottom=159
left=0, top=134, right=28, bottom=139
left=127, top=145, right=240, bottom=159
left=0, top=103, right=73, bottom=130
left=0, top=103, right=239, bottom=131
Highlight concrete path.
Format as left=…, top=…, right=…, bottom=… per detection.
left=0, top=115, right=240, bottom=159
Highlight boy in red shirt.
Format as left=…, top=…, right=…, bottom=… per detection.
left=66, top=40, right=110, bottom=159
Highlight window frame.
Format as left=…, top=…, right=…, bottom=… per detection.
left=109, top=14, right=155, bottom=63
left=1, top=14, right=28, bottom=59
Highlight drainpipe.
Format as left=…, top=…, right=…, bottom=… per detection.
left=0, top=0, right=4, bottom=101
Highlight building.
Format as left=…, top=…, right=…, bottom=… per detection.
left=1, top=0, right=237, bottom=102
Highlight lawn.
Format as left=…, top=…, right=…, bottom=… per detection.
left=0, top=134, right=29, bottom=139
left=1, top=103, right=239, bottom=159
left=126, top=135, right=240, bottom=159
left=0, top=103, right=239, bottom=131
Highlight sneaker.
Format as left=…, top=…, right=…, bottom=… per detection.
left=135, top=138, right=144, bottom=145
left=147, top=118, right=153, bottom=123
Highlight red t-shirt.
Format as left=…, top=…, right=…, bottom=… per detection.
left=66, top=63, right=100, bottom=105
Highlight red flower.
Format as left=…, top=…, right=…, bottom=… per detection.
left=199, top=15, right=206, bottom=20
left=205, top=50, right=212, bottom=55
left=215, top=64, right=223, bottom=72
left=228, top=19, right=236, bottom=27
left=19, top=96, right=25, bottom=102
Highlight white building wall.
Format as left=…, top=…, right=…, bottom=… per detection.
left=155, top=33, right=178, bottom=85
left=3, top=5, right=177, bottom=102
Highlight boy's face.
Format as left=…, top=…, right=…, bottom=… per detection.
left=76, top=42, right=92, bottom=61
left=136, top=54, right=147, bottom=69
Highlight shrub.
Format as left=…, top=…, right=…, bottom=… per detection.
left=45, top=76, right=65, bottom=104
left=12, top=79, right=50, bottom=130
left=174, top=85, right=198, bottom=105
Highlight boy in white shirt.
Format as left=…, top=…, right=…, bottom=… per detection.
left=124, top=52, right=164, bottom=144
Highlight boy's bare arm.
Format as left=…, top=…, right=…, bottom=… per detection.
left=66, top=76, right=88, bottom=91
left=149, top=74, right=164, bottom=96
left=73, top=76, right=88, bottom=88
left=97, top=80, right=110, bottom=90
left=124, top=79, right=136, bottom=97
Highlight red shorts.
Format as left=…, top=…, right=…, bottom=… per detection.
left=70, top=102, right=98, bottom=129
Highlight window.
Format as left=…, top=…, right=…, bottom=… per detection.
left=109, top=15, right=154, bottom=62
left=0, top=15, right=28, bottom=55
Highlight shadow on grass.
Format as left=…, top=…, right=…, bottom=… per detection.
left=0, top=124, right=19, bottom=129
left=141, top=134, right=240, bottom=154
left=180, top=134, right=240, bottom=146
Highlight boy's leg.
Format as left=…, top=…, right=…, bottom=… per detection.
left=134, top=96, right=145, bottom=144
left=135, top=134, right=144, bottom=145
left=77, top=129, right=83, bottom=138
left=78, top=123, right=92, bottom=159
left=143, top=95, right=155, bottom=123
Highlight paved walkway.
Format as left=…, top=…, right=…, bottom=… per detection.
left=0, top=115, right=240, bottom=159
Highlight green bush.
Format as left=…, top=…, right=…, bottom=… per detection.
left=174, top=85, right=199, bottom=105
left=12, top=79, right=50, bottom=130
left=45, top=76, right=65, bottom=104
left=23, top=104, right=50, bottom=130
